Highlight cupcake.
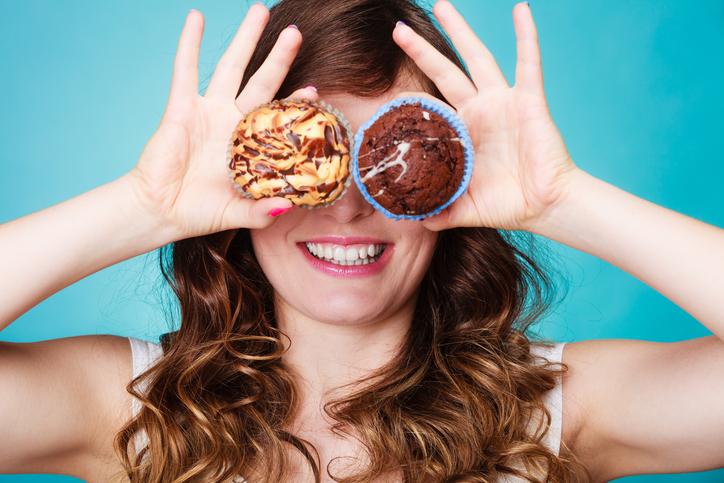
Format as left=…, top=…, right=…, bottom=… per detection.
left=352, top=97, right=474, bottom=220
left=228, top=99, right=352, bottom=207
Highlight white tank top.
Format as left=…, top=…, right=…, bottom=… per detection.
left=128, top=337, right=564, bottom=482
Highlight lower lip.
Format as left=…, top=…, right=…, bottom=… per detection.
left=297, top=243, right=394, bottom=278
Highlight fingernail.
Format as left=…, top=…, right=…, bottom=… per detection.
left=269, top=206, right=293, bottom=217
left=305, top=85, right=318, bottom=92
left=287, top=24, right=298, bottom=30
left=525, top=1, right=530, bottom=7
left=396, top=21, right=407, bottom=27
left=189, top=8, right=197, bottom=13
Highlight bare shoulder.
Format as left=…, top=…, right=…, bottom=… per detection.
left=560, top=337, right=724, bottom=481
left=0, top=334, right=135, bottom=479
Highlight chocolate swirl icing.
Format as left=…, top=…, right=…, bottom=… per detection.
left=229, top=100, right=350, bottom=207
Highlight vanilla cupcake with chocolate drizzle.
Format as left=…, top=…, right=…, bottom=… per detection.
left=228, top=99, right=352, bottom=207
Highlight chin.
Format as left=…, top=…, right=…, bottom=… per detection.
left=278, top=284, right=416, bottom=328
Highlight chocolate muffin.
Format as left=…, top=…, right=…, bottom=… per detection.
left=228, top=99, right=351, bottom=207
left=355, top=101, right=469, bottom=218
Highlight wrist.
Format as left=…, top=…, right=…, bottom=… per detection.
left=527, top=167, right=601, bottom=244
left=111, top=173, right=182, bottom=252
left=527, top=169, right=647, bottom=262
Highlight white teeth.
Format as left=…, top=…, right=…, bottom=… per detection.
left=305, top=242, right=386, bottom=266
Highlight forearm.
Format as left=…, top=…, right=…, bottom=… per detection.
left=0, top=174, right=175, bottom=330
left=535, top=168, right=724, bottom=339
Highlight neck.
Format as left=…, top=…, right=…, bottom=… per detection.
left=276, top=296, right=415, bottom=397
left=273, top=294, right=417, bottom=479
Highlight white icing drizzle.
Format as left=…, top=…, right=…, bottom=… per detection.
left=358, top=136, right=465, bottom=183
left=359, top=141, right=411, bottom=183
left=422, top=111, right=430, bottom=120
left=372, top=189, right=385, bottom=197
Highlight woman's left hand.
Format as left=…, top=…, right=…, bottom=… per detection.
left=396, top=7, right=724, bottom=479
left=393, top=1, right=578, bottom=232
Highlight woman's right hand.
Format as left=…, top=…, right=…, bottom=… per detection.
left=127, top=5, right=318, bottom=240
left=1, top=5, right=321, bottom=328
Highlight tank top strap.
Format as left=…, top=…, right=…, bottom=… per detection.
left=127, top=337, right=163, bottom=458
left=530, top=342, right=565, bottom=457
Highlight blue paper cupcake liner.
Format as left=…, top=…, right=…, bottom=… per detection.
left=352, top=97, right=474, bottom=221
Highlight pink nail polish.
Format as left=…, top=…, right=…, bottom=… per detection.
left=288, top=24, right=299, bottom=30
left=269, top=206, right=293, bottom=217
left=305, top=85, right=318, bottom=92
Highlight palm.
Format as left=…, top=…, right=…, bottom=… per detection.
left=132, top=96, right=242, bottom=236
left=126, top=6, right=310, bottom=240
left=395, top=1, right=576, bottom=232
left=456, top=87, right=574, bottom=230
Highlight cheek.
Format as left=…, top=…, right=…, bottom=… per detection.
left=250, top=230, right=273, bottom=266
left=393, top=227, right=438, bottom=285
left=418, top=235, right=438, bottom=277
left=250, top=227, right=273, bottom=256
left=420, top=229, right=438, bottom=255
left=405, top=224, right=438, bottom=258
left=250, top=210, right=302, bottom=257
left=249, top=224, right=292, bottom=286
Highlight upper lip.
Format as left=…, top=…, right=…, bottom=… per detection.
left=301, top=236, right=389, bottom=245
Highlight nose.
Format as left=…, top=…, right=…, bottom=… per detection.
left=322, top=181, right=376, bottom=223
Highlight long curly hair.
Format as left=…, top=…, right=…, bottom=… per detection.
left=115, top=0, right=582, bottom=481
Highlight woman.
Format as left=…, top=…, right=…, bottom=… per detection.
left=1, top=0, right=723, bottom=482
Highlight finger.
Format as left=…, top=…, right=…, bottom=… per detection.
left=169, top=10, right=204, bottom=102
left=421, top=195, right=480, bottom=231
left=236, top=26, right=303, bottom=113
left=392, top=22, right=478, bottom=108
left=286, top=86, right=320, bottom=103
left=421, top=207, right=451, bottom=232
left=205, top=3, right=269, bottom=100
left=224, top=197, right=294, bottom=230
left=513, top=2, right=544, bottom=95
left=432, top=0, right=509, bottom=90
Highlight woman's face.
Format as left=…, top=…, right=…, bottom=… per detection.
left=251, top=90, right=438, bottom=329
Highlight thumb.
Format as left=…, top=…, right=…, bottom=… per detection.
left=224, top=197, right=294, bottom=230
left=422, top=195, right=485, bottom=231
left=421, top=208, right=452, bottom=232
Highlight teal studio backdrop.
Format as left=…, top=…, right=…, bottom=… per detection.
left=1, top=0, right=722, bottom=481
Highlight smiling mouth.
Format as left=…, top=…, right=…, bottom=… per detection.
left=304, top=242, right=387, bottom=266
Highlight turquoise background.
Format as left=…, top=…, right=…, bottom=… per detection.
left=1, top=0, right=722, bottom=481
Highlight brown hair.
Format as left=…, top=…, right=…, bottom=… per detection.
left=116, top=0, right=582, bottom=481
left=238, top=0, right=458, bottom=99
